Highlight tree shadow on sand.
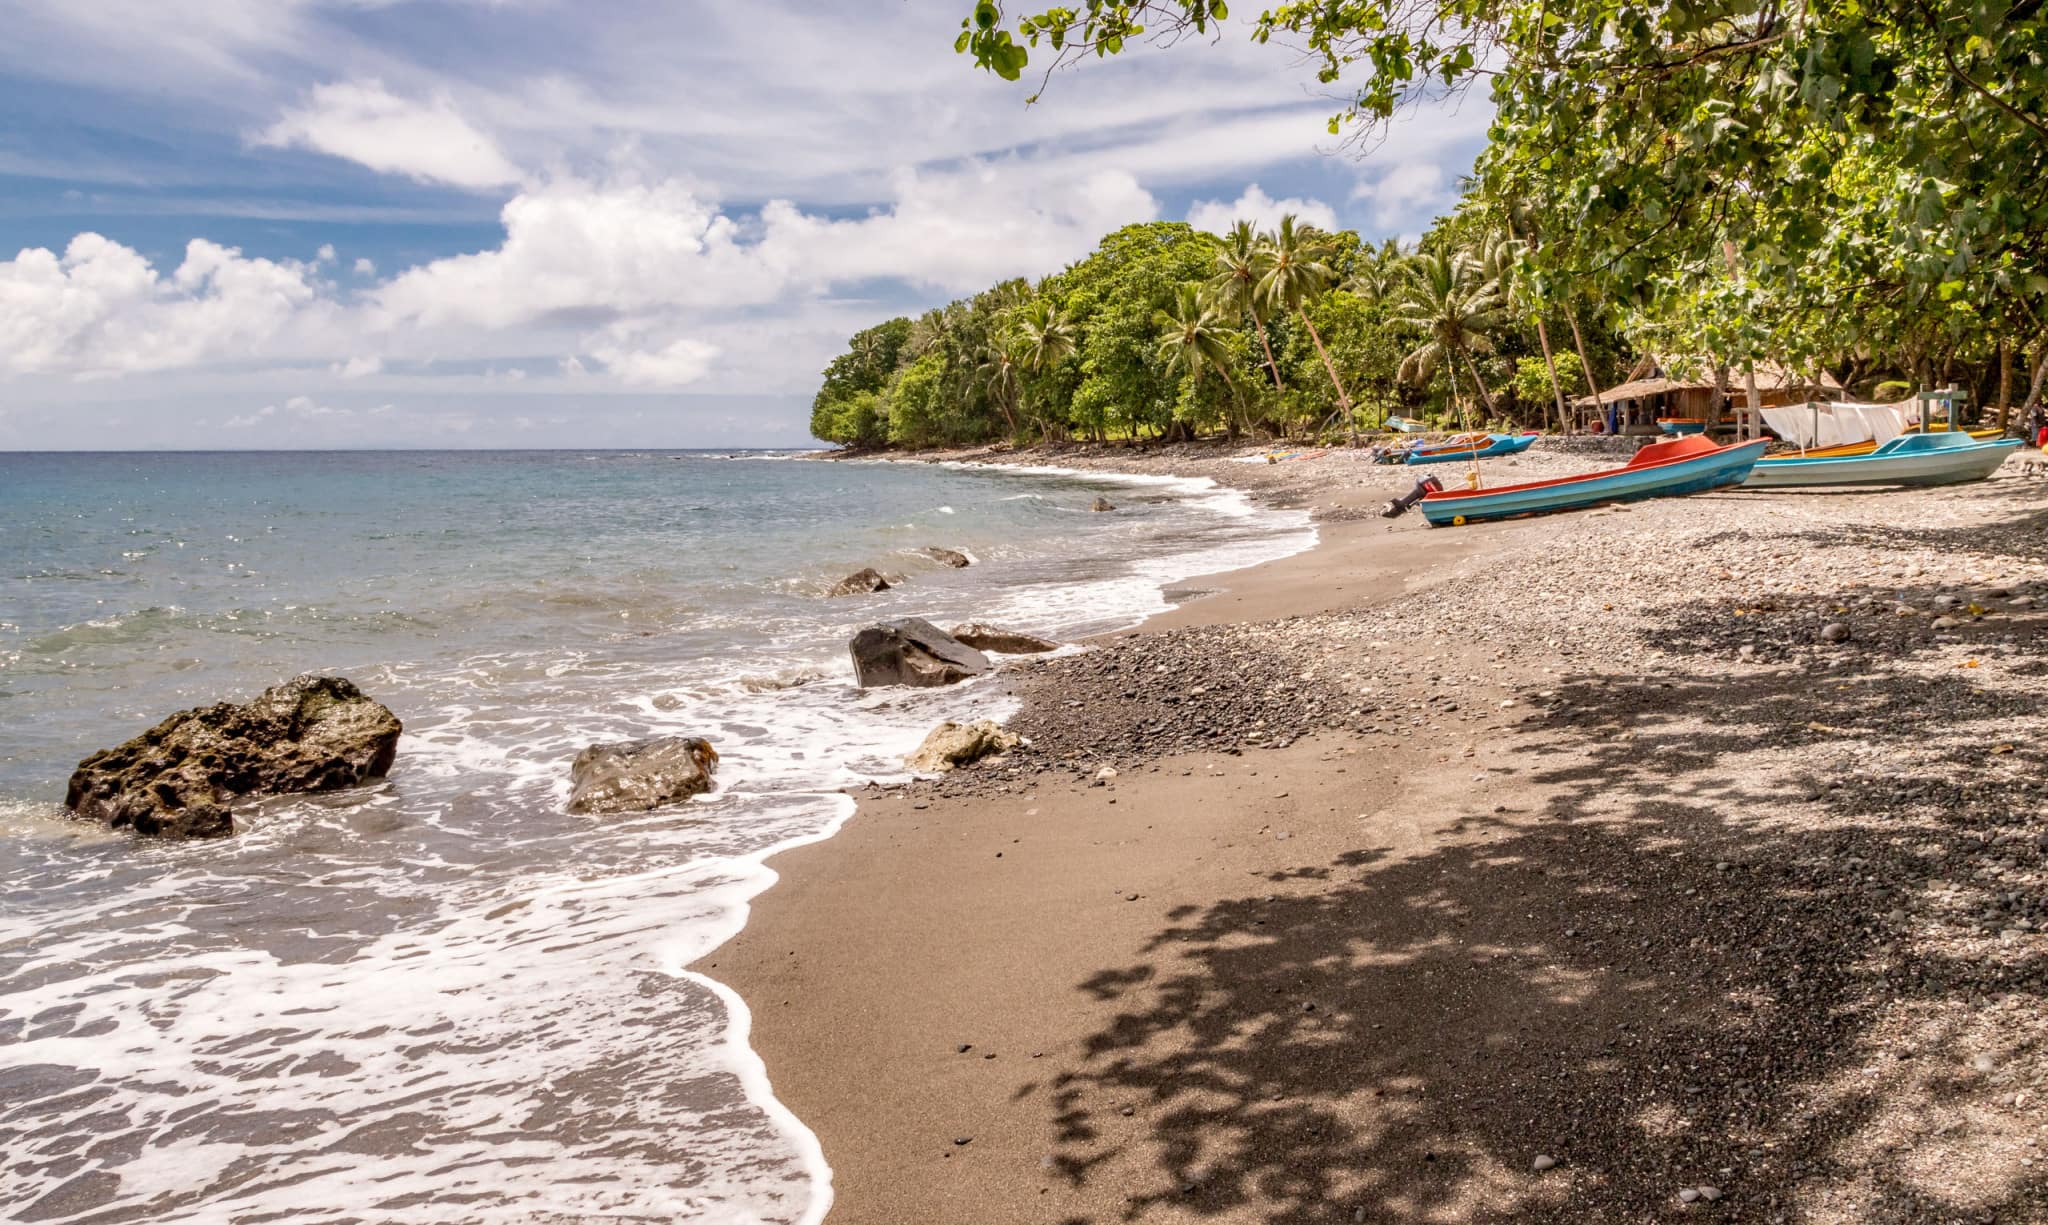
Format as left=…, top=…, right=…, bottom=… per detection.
left=1044, top=581, right=2048, bottom=1222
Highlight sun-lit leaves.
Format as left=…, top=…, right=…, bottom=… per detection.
left=953, top=0, right=2048, bottom=406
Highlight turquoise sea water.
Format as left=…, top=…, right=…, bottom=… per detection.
left=0, top=450, right=1311, bottom=1224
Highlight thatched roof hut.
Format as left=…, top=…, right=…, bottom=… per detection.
left=1572, top=357, right=1842, bottom=434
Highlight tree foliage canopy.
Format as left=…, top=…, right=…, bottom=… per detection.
left=956, top=0, right=2048, bottom=401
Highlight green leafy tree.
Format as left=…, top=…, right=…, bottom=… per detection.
left=1202, top=220, right=1286, bottom=396
left=1255, top=214, right=1354, bottom=439
left=810, top=316, right=913, bottom=444
left=954, top=1, right=2048, bottom=427
left=1391, top=249, right=1506, bottom=429
left=1154, top=282, right=1250, bottom=436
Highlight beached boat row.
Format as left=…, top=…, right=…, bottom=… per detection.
left=1389, top=429, right=2025, bottom=527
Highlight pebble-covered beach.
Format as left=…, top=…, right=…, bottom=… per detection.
left=729, top=438, right=2048, bottom=1223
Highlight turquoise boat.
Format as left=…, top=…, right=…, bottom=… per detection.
left=1419, top=436, right=1768, bottom=526
left=1744, top=430, right=2021, bottom=488
left=1405, top=432, right=1540, bottom=465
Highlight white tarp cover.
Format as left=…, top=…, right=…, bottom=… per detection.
left=1760, top=401, right=1913, bottom=448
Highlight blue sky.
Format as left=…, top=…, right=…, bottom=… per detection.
left=0, top=1, right=1490, bottom=449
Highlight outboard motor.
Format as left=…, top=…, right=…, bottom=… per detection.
left=1381, top=474, right=1444, bottom=519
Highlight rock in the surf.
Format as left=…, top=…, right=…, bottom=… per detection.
left=949, top=623, right=1059, bottom=655
left=848, top=618, right=990, bottom=688
left=567, top=736, right=719, bottom=814
left=905, top=720, right=1020, bottom=773
left=919, top=547, right=972, bottom=568
left=1090, top=496, right=1117, bottom=512
left=829, top=567, right=892, bottom=596
left=65, top=674, right=403, bottom=840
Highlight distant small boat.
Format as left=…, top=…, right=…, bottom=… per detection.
left=1419, top=436, right=1767, bottom=526
left=1385, top=416, right=1429, bottom=434
left=1657, top=417, right=1707, bottom=435
left=1744, top=430, right=2021, bottom=488
left=1404, top=432, right=1540, bottom=465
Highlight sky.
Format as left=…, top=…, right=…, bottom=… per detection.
left=0, top=1, right=1492, bottom=450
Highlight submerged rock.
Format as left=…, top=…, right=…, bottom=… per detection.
left=919, top=547, right=972, bottom=568
left=65, top=674, right=402, bottom=840
left=848, top=617, right=991, bottom=688
left=1090, top=496, right=1118, bottom=512
left=949, top=623, right=1060, bottom=654
left=829, top=568, right=893, bottom=596
left=568, top=736, right=719, bottom=814
left=905, top=720, right=1019, bottom=773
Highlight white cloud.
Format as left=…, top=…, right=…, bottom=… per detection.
left=316, top=242, right=336, bottom=262
left=257, top=79, right=523, bottom=189
left=1351, top=162, right=1453, bottom=231
left=589, top=330, right=720, bottom=387
left=0, top=233, right=320, bottom=378
left=332, top=354, right=382, bottom=378
left=226, top=395, right=351, bottom=427
left=224, top=403, right=276, bottom=428
left=1186, top=183, right=1339, bottom=237
left=374, top=164, right=1153, bottom=328
left=352, top=257, right=376, bottom=276
left=283, top=394, right=349, bottom=418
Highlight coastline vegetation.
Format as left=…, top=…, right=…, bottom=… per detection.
left=817, top=0, right=2048, bottom=451
left=809, top=212, right=1625, bottom=448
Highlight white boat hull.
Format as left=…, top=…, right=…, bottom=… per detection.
left=1744, top=441, right=2019, bottom=488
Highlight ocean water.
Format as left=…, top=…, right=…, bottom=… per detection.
left=0, top=450, right=1312, bottom=1225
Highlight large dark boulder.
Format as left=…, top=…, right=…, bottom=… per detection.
left=65, top=675, right=402, bottom=840
left=949, top=623, right=1060, bottom=654
left=828, top=568, right=892, bottom=596
left=848, top=618, right=991, bottom=689
left=568, top=737, right=719, bottom=814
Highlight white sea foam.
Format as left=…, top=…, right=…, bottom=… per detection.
left=0, top=456, right=1313, bottom=1225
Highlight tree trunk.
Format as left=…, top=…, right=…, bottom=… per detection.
left=1460, top=348, right=1500, bottom=419
left=1711, top=363, right=1730, bottom=440
left=2023, top=346, right=2048, bottom=415
left=1535, top=317, right=1569, bottom=434
left=1742, top=363, right=1763, bottom=441
left=1253, top=316, right=1286, bottom=394
left=1446, top=357, right=1467, bottom=432
left=1225, top=374, right=1254, bottom=439
left=1565, top=307, right=1600, bottom=432
left=1298, top=309, right=1356, bottom=445
left=1998, top=338, right=2013, bottom=430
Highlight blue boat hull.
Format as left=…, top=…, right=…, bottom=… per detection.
left=1745, top=433, right=2020, bottom=488
left=1420, top=438, right=1767, bottom=526
left=1405, top=433, right=1539, bottom=465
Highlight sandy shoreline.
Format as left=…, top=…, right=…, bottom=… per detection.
left=709, top=441, right=2048, bottom=1223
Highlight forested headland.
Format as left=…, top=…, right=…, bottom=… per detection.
left=811, top=0, right=2048, bottom=450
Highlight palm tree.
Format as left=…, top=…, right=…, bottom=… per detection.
left=974, top=340, right=1022, bottom=436
left=1009, top=298, right=1077, bottom=440
left=1343, top=237, right=1409, bottom=305
left=1391, top=249, right=1507, bottom=430
left=1202, top=220, right=1285, bottom=397
left=1477, top=223, right=1575, bottom=431
left=1255, top=214, right=1355, bottom=442
left=1155, top=283, right=1250, bottom=437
